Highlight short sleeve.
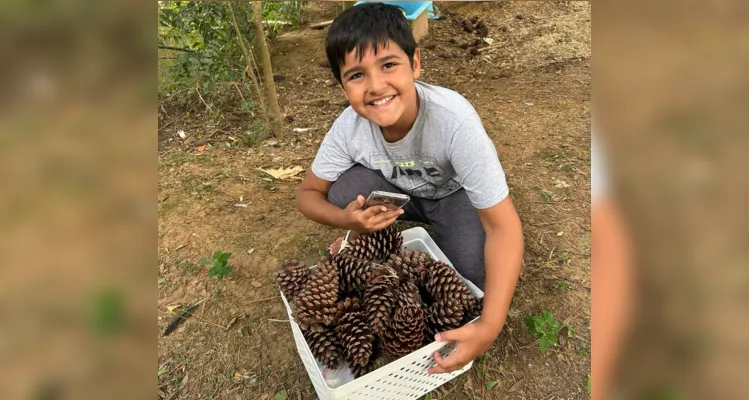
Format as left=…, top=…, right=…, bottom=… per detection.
left=311, top=122, right=355, bottom=182
left=448, top=113, right=509, bottom=209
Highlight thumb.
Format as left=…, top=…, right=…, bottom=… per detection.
left=435, top=326, right=469, bottom=343
left=347, top=196, right=364, bottom=210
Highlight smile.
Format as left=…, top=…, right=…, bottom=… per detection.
left=369, top=95, right=396, bottom=107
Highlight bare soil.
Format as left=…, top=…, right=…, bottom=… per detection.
left=158, top=2, right=591, bottom=399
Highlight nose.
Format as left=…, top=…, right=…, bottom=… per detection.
left=367, top=71, right=387, bottom=96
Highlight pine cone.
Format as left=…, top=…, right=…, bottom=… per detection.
left=332, top=255, right=375, bottom=294
left=302, top=326, right=343, bottom=369
left=344, top=226, right=402, bottom=262
left=294, top=258, right=339, bottom=327
left=399, top=250, right=432, bottom=285
left=420, top=260, right=473, bottom=304
left=363, top=269, right=399, bottom=334
left=334, top=297, right=361, bottom=324
left=397, top=279, right=421, bottom=308
left=382, top=304, right=425, bottom=356
left=426, top=298, right=464, bottom=332
left=275, top=260, right=310, bottom=299
left=335, top=311, right=374, bottom=367
left=463, top=296, right=483, bottom=323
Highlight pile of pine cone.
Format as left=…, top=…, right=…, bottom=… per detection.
left=275, top=226, right=483, bottom=378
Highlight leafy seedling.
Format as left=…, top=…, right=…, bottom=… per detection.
left=485, top=380, right=499, bottom=390
left=201, top=250, right=233, bottom=279
left=525, top=310, right=562, bottom=352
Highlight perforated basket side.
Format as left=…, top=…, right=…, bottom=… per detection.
left=280, top=291, right=333, bottom=400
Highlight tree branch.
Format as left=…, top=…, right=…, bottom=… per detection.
left=158, top=45, right=194, bottom=52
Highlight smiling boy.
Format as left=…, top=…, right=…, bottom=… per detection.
left=295, top=3, right=524, bottom=374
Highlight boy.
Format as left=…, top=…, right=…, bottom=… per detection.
left=295, top=3, right=524, bottom=374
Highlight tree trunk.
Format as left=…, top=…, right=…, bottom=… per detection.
left=251, top=1, right=284, bottom=140
left=226, top=1, right=270, bottom=140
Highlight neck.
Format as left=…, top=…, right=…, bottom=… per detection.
left=381, top=87, right=420, bottom=143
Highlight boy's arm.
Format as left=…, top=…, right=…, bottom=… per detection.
left=428, top=196, right=523, bottom=374
left=296, top=171, right=403, bottom=232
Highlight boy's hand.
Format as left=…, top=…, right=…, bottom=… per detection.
left=344, top=195, right=403, bottom=232
left=427, top=319, right=500, bottom=374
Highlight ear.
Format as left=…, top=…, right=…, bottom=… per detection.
left=412, top=48, right=422, bottom=80
left=338, top=82, right=349, bottom=100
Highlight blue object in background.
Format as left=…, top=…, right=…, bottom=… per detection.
left=353, top=1, right=437, bottom=21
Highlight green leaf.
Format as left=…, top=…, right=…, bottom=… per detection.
left=200, top=258, right=213, bottom=264
left=587, top=375, right=591, bottom=395
left=158, top=367, right=167, bottom=376
left=539, top=337, right=549, bottom=353
left=273, top=390, right=288, bottom=400
left=485, top=381, right=498, bottom=390
left=299, top=236, right=309, bottom=244
left=424, top=394, right=433, bottom=400
left=545, top=332, right=558, bottom=346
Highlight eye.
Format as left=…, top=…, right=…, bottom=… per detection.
left=383, top=62, right=396, bottom=70
left=349, top=72, right=363, bottom=81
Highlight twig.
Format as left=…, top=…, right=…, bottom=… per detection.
left=519, top=339, right=540, bottom=349
left=196, top=87, right=212, bottom=113
left=159, top=45, right=194, bottom=52
left=233, top=83, right=247, bottom=103
left=268, top=319, right=289, bottom=322
left=477, top=43, right=503, bottom=53
left=190, top=316, right=228, bottom=330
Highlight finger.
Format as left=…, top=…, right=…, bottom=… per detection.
left=433, top=351, right=465, bottom=373
left=348, top=197, right=363, bottom=210
left=372, top=214, right=400, bottom=231
left=361, top=205, right=384, bottom=219
left=370, top=209, right=402, bottom=224
left=429, top=351, right=461, bottom=374
left=435, top=326, right=469, bottom=343
left=356, top=195, right=365, bottom=207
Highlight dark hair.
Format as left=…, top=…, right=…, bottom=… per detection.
left=325, top=3, right=418, bottom=84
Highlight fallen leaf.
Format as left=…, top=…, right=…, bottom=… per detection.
left=508, top=377, right=526, bottom=393
left=196, top=144, right=207, bottom=152
left=247, top=248, right=255, bottom=254
left=177, top=130, right=186, bottom=139
left=257, top=166, right=305, bottom=181
left=251, top=280, right=262, bottom=288
left=557, top=231, right=564, bottom=237
left=274, top=390, right=288, bottom=400
left=485, top=380, right=498, bottom=390
left=234, top=203, right=248, bottom=208
left=239, top=195, right=243, bottom=202
left=256, top=395, right=269, bottom=400
left=166, top=305, right=180, bottom=313
left=225, top=314, right=245, bottom=330
left=179, top=373, right=189, bottom=390
left=557, top=353, right=565, bottom=361
left=554, top=178, right=571, bottom=188
left=483, top=37, right=494, bottom=45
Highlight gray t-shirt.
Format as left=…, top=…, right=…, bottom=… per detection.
left=311, top=81, right=509, bottom=209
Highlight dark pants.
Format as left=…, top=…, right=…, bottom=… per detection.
left=328, top=165, right=487, bottom=290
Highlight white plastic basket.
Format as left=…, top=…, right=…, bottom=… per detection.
left=280, top=227, right=484, bottom=400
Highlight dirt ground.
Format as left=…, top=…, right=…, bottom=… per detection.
left=158, top=2, right=591, bottom=399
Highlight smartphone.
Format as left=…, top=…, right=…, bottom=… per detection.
left=364, top=191, right=410, bottom=211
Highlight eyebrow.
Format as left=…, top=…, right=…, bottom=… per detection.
left=342, top=54, right=402, bottom=80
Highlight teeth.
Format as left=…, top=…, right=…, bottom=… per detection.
left=372, top=96, right=394, bottom=106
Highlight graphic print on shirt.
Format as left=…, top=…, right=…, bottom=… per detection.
left=368, top=154, right=461, bottom=199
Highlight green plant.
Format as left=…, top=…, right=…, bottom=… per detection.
left=201, top=250, right=233, bottom=279
left=525, top=310, right=562, bottom=352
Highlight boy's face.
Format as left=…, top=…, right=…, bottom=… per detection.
left=339, top=41, right=421, bottom=129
